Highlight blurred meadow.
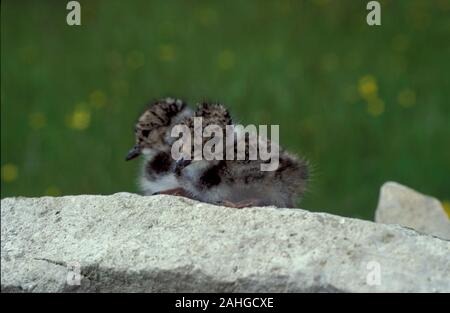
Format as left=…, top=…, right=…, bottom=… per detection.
left=1, top=0, right=450, bottom=220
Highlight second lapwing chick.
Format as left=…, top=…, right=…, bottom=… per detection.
left=174, top=102, right=309, bottom=208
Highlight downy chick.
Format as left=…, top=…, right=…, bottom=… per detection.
left=126, top=97, right=193, bottom=196
left=174, top=102, right=309, bottom=208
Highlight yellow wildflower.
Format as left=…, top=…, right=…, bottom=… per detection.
left=1, top=164, right=18, bottom=182
left=29, top=112, right=47, bottom=130
left=217, top=50, right=235, bottom=70
left=196, top=8, right=218, bottom=26
left=358, top=75, right=378, bottom=100
left=397, top=89, right=416, bottom=108
left=158, top=44, right=175, bottom=62
left=441, top=201, right=450, bottom=218
left=89, top=90, right=107, bottom=109
left=45, top=186, right=62, bottom=197
left=67, top=104, right=91, bottom=130
left=367, top=98, right=385, bottom=117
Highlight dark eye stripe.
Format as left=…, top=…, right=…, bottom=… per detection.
left=142, top=130, right=150, bottom=137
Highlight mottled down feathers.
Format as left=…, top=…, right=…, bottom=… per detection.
left=127, top=97, right=309, bottom=208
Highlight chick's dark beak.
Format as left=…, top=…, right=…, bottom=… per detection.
left=175, top=157, right=192, bottom=171
left=125, top=145, right=141, bottom=161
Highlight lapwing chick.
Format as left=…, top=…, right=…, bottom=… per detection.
left=174, top=102, right=309, bottom=208
left=126, top=97, right=193, bottom=196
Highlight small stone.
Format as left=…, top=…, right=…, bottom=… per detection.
left=375, top=182, right=450, bottom=240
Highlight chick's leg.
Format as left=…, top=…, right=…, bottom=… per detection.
left=153, top=188, right=190, bottom=198
left=218, top=199, right=260, bottom=209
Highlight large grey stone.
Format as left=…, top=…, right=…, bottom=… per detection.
left=1, top=193, right=449, bottom=292
left=375, top=182, right=450, bottom=240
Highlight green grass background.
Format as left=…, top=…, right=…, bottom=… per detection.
left=2, top=0, right=449, bottom=220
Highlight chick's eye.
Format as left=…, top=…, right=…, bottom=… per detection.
left=142, top=129, right=150, bottom=137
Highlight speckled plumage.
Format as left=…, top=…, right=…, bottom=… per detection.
left=174, top=103, right=309, bottom=208
left=128, top=98, right=309, bottom=207
left=126, top=97, right=193, bottom=195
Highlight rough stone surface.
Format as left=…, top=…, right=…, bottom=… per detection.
left=375, top=182, right=450, bottom=240
left=1, top=193, right=449, bottom=293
